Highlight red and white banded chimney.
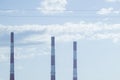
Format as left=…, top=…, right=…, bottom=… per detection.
left=73, top=41, right=77, bottom=80
left=51, top=37, right=55, bottom=80
left=10, top=32, right=15, bottom=80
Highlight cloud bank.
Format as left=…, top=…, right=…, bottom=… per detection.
left=1, top=21, right=120, bottom=62
left=0, top=22, right=120, bottom=42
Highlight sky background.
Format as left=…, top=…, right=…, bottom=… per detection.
left=0, top=0, right=120, bottom=80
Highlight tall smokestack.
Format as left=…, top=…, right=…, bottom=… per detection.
left=51, top=37, right=55, bottom=80
left=10, top=32, right=15, bottom=80
left=73, top=41, right=77, bottom=80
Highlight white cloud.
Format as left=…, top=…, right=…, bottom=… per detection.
left=105, top=0, right=120, bottom=2
left=91, top=33, right=120, bottom=43
left=1, top=22, right=120, bottom=62
left=0, top=24, right=45, bottom=33
left=0, top=10, right=17, bottom=14
left=15, top=45, right=50, bottom=59
left=37, top=0, right=67, bottom=14
left=97, top=8, right=120, bottom=15
left=0, top=22, right=120, bottom=42
left=0, top=45, right=50, bottom=62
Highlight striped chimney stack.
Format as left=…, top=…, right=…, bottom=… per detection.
left=10, top=32, right=15, bottom=80
left=51, top=37, right=56, bottom=80
left=73, top=41, right=77, bottom=80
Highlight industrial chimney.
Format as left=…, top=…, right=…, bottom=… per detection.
left=51, top=37, right=55, bottom=80
left=73, top=41, right=77, bottom=80
left=10, top=32, right=15, bottom=80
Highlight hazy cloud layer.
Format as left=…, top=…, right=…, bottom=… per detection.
left=1, top=21, right=120, bottom=62
left=0, top=22, right=120, bottom=42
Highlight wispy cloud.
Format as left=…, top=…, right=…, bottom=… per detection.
left=1, top=21, right=120, bottom=62
left=37, top=0, right=67, bottom=14
left=0, top=21, right=120, bottom=42
left=0, top=10, right=18, bottom=14
left=105, top=0, right=120, bottom=2
left=15, top=45, right=50, bottom=59
left=0, top=45, right=50, bottom=62
left=97, top=7, right=120, bottom=15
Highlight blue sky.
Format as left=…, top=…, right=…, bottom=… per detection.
left=0, top=0, right=120, bottom=80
